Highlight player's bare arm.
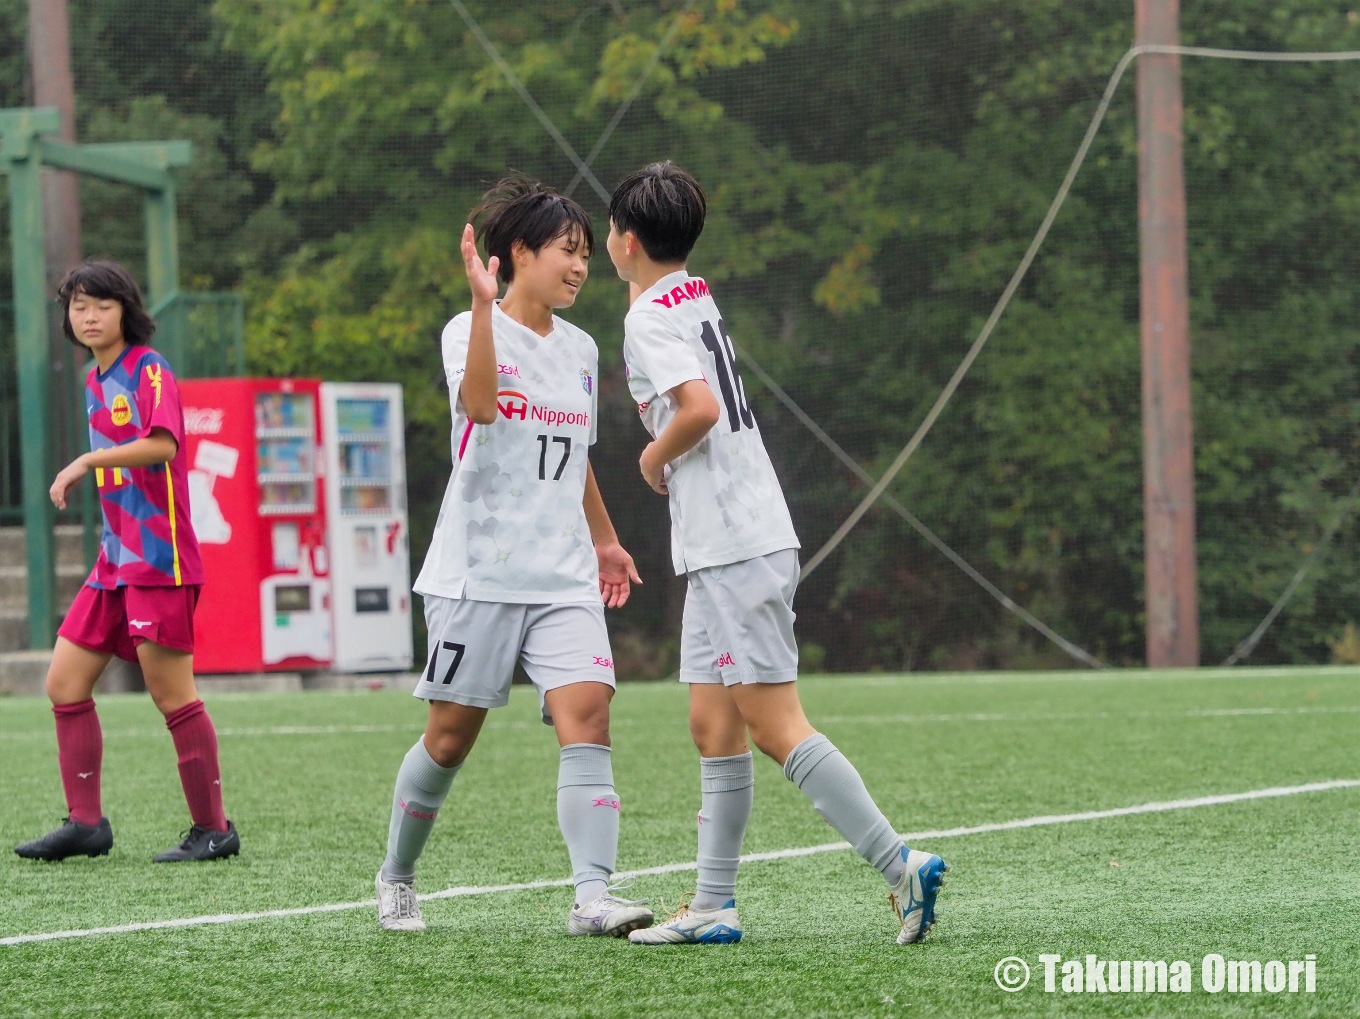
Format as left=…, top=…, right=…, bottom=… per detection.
left=583, top=460, right=641, bottom=608
left=460, top=222, right=501, bottom=425
left=49, top=426, right=179, bottom=510
left=639, top=380, right=720, bottom=495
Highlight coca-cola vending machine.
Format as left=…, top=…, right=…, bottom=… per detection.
left=179, top=378, right=333, bottom=673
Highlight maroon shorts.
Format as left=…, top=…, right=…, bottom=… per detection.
left=58, top=584, right=201, bottom=662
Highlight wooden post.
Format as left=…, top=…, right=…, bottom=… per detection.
left=1136, top=0, right=1199, bottom=667
left=29, top=0, right=82, bottom=288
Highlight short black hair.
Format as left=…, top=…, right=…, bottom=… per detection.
left=609, top=161, right=706, bottom=264
left=57, top=259, right=156, bottom=348
left=470, top=174, right=594, bottom=284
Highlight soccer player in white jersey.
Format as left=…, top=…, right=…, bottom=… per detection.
left=605, top=162, right=947, bottom=946
left=375, top=176, right=654, bottom=939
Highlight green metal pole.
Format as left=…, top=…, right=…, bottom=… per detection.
left=232, top=294, right=244, bottom=376
left=144, top=183, right=179, bottom=308
left=9, top=138, right=56, bottom=647
left=144, top=183, right=181, bottom=369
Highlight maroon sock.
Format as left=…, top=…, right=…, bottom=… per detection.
left=165, top=700, right=229, bottom=832
left=54, top=699, right=103, bottom=826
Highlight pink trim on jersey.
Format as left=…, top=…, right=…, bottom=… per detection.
left=457, top=420, right=475, bottom=460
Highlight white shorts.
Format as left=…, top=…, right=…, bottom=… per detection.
left=415, top=596, right=615, bottom=723
left=680, top=548, right=800, bottom=686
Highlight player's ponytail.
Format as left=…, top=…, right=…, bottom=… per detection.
left=57, top=259, right=157, bottom=348
left=470, top=173, right=594, bottom=284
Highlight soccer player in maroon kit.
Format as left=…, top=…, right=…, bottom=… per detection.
left=14, top=260, right=238, bottom=863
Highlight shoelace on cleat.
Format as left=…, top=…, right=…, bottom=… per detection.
left=655, top=893, right=694, bottom=925
left=387, top=882, right=420, bottom=920
left=172, top=827, right=201, bottom=851
left=595, top=876, right=650, bottom=910
left=887, top=891, right=908, bottom=930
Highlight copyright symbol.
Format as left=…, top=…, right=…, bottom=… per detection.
left=994, top=956, right=1030, bottom=992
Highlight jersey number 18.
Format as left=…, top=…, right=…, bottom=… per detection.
left=699, top=319, right=754, bottom=432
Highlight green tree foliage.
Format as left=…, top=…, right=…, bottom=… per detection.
left=14, top=0, right=1360, bottom=669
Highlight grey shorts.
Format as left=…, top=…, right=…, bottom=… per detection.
left=680, top=548, right=800, bottom=686
left=415, top=596, right=615, bottom=721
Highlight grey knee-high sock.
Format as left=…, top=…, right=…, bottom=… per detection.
left=557, top=743, right=619, bottom=906
left=693, top=752, right=754, bottom=911
left=784, top=733, right=905, bottom=887
left=380, top=739, right=461, bottom=884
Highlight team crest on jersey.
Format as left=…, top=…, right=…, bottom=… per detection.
left=109, top=393, right=132, bottom=426
left=579, top=367, right=592, bottom=395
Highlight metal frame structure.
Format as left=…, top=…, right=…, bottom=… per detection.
left=0, top=106, right=191, bottom=648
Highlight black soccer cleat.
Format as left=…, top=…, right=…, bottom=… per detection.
left=153, top=820, right=240, bottom=863
left=14, top=817, right=114, bottom=861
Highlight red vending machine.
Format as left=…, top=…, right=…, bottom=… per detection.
left=179, top=378, right=334, bottom=673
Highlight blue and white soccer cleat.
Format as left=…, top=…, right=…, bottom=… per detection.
left=567, top=880, right=655, bottom=937
left=627, top=898, right=742, bottom=945
left=889, top=847, right=948, bottom=944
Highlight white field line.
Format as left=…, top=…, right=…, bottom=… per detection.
left=826, top=665, right=1360, bottom=688
left=817, top=705, right=1360, bottom=725
left=2, top=705, right=1355, bottom=742
left=3, top=778, right=1357, bottom=948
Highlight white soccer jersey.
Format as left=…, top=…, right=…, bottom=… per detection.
left=623, top=270, right=799, bottom=574
left=414, top=303, right=601, bottom=604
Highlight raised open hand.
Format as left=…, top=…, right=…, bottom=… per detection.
left=461, top=223, right=500, bottom=304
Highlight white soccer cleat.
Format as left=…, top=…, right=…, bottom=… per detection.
left=628, top=898, right=742, bottom=945
left=567, top=880, right=655, bottom=937
left=375, top=872, right=426, bottom=932
left=888, top=847, right=948, bottom=944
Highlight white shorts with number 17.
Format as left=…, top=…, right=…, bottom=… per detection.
left=414, top=595, right=615, bottom=723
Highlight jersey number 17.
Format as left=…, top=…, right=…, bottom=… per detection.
left=537, top=434, right=571, bottom=480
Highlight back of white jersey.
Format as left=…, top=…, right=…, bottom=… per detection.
left=623, top=270, right=799, bottom=574
left=415, top=304, right=600, bottom=603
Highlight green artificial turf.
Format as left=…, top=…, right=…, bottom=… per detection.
left=1, top=666, right=1358, bottom=1017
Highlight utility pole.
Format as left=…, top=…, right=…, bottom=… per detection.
left=29, top=0, right=82, bottom=289
left=1136, top=0, right=1199, bottom=667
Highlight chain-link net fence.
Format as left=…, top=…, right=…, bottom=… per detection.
left=5, top=0, right=1360, bottom=674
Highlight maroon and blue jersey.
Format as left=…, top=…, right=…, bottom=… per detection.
left=84, top=345, right=202, bottom=589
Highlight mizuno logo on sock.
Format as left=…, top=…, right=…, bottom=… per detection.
left=77, top=772, right=93, bottom=779
left=591, top=797, right=621, bottom=810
